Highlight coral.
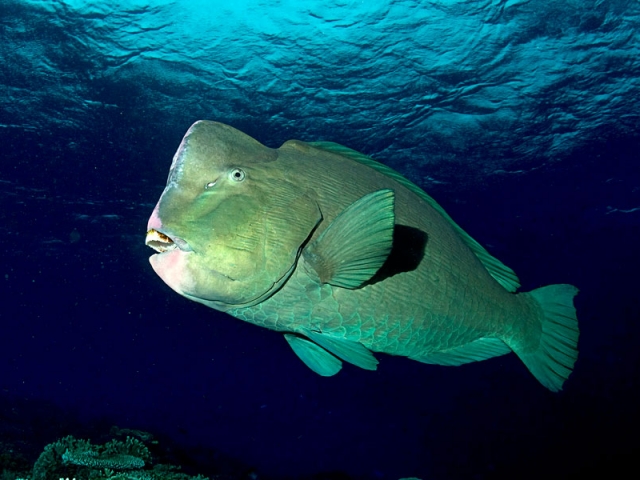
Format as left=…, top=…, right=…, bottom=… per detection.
left=31, top=435, right=89, bottom=480
left=31, top=435, right=150, bottom=480
left=62, top=450, right=145, bottom=469
left=4, top=429, right=229, bottom=480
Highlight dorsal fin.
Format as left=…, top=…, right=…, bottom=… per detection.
left=308, top=141, right=521, bottom=292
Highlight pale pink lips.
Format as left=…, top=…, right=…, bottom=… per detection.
left=146, top=203, right=193, bottom=253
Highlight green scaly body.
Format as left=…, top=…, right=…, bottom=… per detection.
left=147, top=121, right=579, bottom=391
left=229, top=140, right=539, bottom=360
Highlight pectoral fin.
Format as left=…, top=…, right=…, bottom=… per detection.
left=304, top=189, right=395, bottom=289
left=309, top=141, right=521, bottom=292
left=284, top=334, right=342, bottom=376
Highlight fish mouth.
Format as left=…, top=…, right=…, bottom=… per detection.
left=145, top=229, right=192, bottom=253
left=145, top=228, right=235, bottom=284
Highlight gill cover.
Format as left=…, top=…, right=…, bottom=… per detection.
left=149, top=121, right=321, bottom=309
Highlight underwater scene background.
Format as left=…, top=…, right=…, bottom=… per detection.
left=1, top=1, right=639, bottom=479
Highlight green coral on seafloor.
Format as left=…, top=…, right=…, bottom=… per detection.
left=19, top=433, right=210, bottom=480
left=62, top=436, right=149, bottom=470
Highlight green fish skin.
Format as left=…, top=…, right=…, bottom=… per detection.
left=145, top=121, right=579, bottom=391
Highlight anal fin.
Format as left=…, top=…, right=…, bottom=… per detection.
left=410, top=337, right=511, bottom=366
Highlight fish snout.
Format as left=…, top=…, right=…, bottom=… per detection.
left=145, top=229, right=192, bottom=253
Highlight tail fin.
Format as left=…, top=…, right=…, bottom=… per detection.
left=515, top=284, right=580, bottom=392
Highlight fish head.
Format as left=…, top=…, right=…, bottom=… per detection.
left=146, top=121, right=321, bottom=310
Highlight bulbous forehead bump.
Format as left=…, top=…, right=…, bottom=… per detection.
left=167, top=121, right=278, bottom=187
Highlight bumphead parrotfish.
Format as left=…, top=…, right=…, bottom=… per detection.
left=145, top=121, right=579, bottom=391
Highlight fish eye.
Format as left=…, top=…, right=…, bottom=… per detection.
left=229, top=168, right=246, bottom=182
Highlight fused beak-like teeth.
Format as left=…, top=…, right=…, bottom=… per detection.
left=145, top=229, right=177, bottom=253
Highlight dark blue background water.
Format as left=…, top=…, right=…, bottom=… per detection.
left=1, top=1, right=639, bottom=479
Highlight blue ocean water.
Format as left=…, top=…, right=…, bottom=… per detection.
left=1, top=0, right=639, bottom=479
